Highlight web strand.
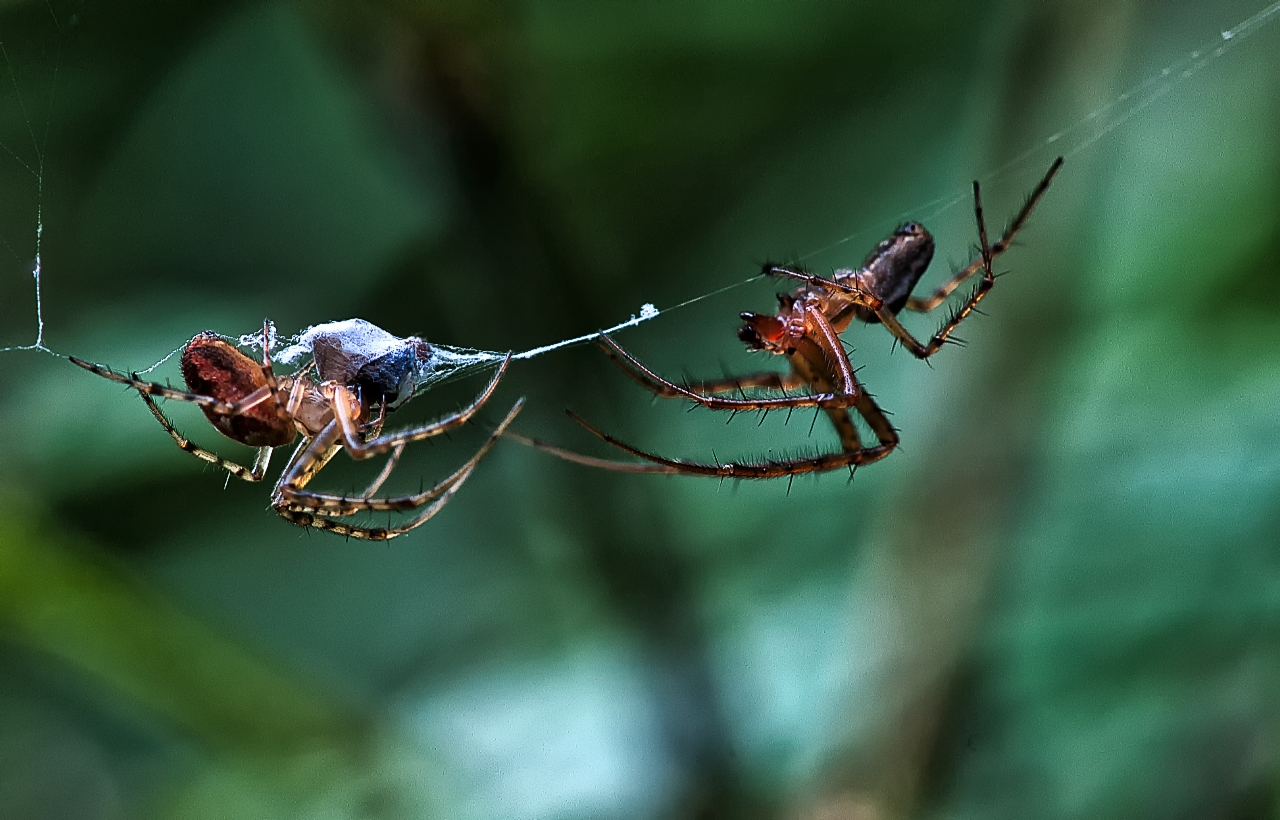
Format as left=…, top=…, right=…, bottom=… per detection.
left=0, top=19, right=58, bottom=356
left=799, top=0, right=1280, bottom=263
left=509, top=272, right=765, bottom=361
left=3, top=0, right=1279, bottom=370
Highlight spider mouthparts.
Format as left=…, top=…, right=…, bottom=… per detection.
left=738, top=312, right=785, bottom=350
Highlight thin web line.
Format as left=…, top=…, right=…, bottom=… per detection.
left=0, top=13, right=62, bottom=356
left=0, top=37, right=40, bottom=164
left=799, top=0, right=1280, bottom=262
left=509, top=272, right=765, bottom=361
left=509, top=0, right=1280, bottom=364
left=0, top=25, right=55, bottom=356
left=4, top=0, right=1280, bottom=368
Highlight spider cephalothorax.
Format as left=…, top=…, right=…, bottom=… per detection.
left=519, top=157, right=1063, bottom=479
left=71, top=320, right=520, bottom=540
left=739, top=220, right=936, bottom=355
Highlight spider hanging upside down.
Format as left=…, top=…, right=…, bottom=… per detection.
left=70, top=319, right=521, bottom=540
left=518, top=157, right=1063, bottom=479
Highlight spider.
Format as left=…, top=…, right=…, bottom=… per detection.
left=69, top=319, right=522, bottom=540
left=518, top=157, right=1063, bottom=479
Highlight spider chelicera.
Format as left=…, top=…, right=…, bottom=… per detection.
left=70, top=319, right=521, bottom=540
left=519, top=157, right=1063, bottom=479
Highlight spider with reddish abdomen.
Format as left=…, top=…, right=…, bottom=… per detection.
left=519, top=157, right=1063, bottom=478
left=70, top=319, right=521, bottom=540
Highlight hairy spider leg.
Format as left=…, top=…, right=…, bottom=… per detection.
left=508, top=338, right=897, bottom=477
left=331, top=355, right=512, bottom=459
left=69, top=357, right=239, bottom=415
left=537, top=317, right=898, bottom=477
left=513, top=358, right=805, bottom=468
left=273, top=400, right=524, bottom=540
left=503, top=429, right=681, bottom=474
left=873, top=157, right=1064, bottom=357
left=291, top=355, right=512, bottom=522
left=905, top=157, right=1063, bottom=312
left=764, top=267, right=880, bottom=305
left=342, top=403, right=403, bottom=502
left=278, top=446, right=408, bottom=520
left=276, top=423, right=474, bottom=515
left=274, top=443, right=406, bottom=519
left=68, top=320, right=288, bottom=417
left=597, top=336, right=860, bottom=412
left=254, top=319, right=291, bottom=424
left=73, top=321, right=292, bottom=481
left=562, top=409, right=894, bottom=478
left=682, top=370, right=806, bottom=396
left=270, top=400, right=401, bottom=518
left=135, top=391, right=274, bottom=481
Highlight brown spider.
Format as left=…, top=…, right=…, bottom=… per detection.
left=519, top=157, right=1063, bottom=479
left=69, top=320, right=521, bottom=540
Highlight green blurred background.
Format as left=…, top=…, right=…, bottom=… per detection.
left=1, top=1, right=1279, bottom=818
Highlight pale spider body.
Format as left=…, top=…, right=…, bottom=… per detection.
left=519, top=158, right=1064, bottom=479
left=71, top=321, right=519, bottom=540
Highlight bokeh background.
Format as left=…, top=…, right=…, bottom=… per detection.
left=1, top=1, right=1279, bottom=818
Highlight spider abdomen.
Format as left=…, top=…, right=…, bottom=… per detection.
left=180, top=333, right=296, bottom=448
left=849, top=221, right=935, bottom=320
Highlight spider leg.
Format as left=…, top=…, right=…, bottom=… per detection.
left=276, top=434, right=342, bottom=497
left=805, top=305, right=859, bottom=395
left=685, top=370, right=805, bottom=396
left=875, top=156, right=1064, bottom=357
left=907, top=157, right=1063, bottom=312
left=282, top=402, right=521, bottom=515
left=333, top=355, right=511, bottom=458
left=504, top=402, right=875, bottom=475
left=533, top=309, right=897, bottom=475
left=136, top=390, right=273, bottom=481
left=69, top=357, right=237, bottom=414
left=290, top=442, right=406, bottom=518
left=73, top=321, right=293, bottom=418
left=562, top=410, right=893, bottom=478
left=360, top=442, right=404, bottom=497
left=504, top=429, right=680, bottom=473
left=824, top=407, right=863, bottom=451
left=274, top=400, right=523, bottom=540
left=508, top=401, right=881, bottom=475
left=292, top=402, right=396, bottom=513
left=763, top=265, right=883, bottom=310
left=599, top=336, right=855, bottom=411
left=903, top=259, right=986, bottom=313
left=803, top=304, right=898, bottom=452
left=254, top=318, right=290, bottom=423
left=362, top=402, right=388, bottom=437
